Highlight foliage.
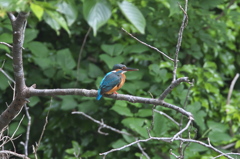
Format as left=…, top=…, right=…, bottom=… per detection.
left=0, top=0, right=240, bottom=158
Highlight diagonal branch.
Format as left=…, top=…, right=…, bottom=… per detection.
left=172, top=0, right=189, bottom=81
left=159, top=77, right=190, bottom=100
left=122, top=28, right=175, bottom=62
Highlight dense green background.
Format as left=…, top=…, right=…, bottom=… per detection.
left=0, top=0, right=240, bottom=158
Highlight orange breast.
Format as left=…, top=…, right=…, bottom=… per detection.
left=105, top=74, right=126, bottom=94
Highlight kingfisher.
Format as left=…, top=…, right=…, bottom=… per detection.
left=96, top=64, right=139, bottom=100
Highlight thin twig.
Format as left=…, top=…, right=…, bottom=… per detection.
left=5, top=53, right=13, bottom=59
left=213, top=152, right=240, bottom=159
left=227, top=73, right=239, bottom=105
left=0, top=42, right=13, bottom=48
left=159, top=77, right=190, bottom=100
left=72, top=111, right=131, bottom=136
left=33, top=98, right=52, bottom=158
left=122, top=28, right=175, bottom=62
left=171, top=119, right=192, bottom=142
left=0, top=150, right=30, bottom=159
left=75, top=27, right=91, bottom=86
left=98, top=119, right=109, bottom=135
left=24, top=105, right=31, bottom=156
left=0, top=60, right=16, bottom=85
left=100, top=137, right=234, bottom=159
left=170, top=149, right=179, bottom=158
left=172, top=0, right=189, bottom=81
left=137, top=141, right=150, bottom=159
left=153, top=109, right=179, bottom=126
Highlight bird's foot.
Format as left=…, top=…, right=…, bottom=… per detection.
left=113, top=91, right=118, bottom=94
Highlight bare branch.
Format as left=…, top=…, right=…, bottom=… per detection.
left=98, top=119, right=109, bottom=135
left=0, top=12, right=29, bottom=131
left=159, top=77, right=190, bottom=100
left=153, top=109, right=179, bottom=126
left=171, top=119, right=193, bottom=142
left=173, top=0, right=189, bottom=81
left=7, top=12, right=16, bottom=22
left=5, top=53, right=13, bottom=59
left=0, top=42, right=13, bottom=48
left=122, top=28, right=175, bottom=62
left=33, top=98, right=51, bottom=158
left=227, top=73, right=239, bottom=105
left=100, top=137, right=234, bottom=159
left=0, top=68, right=15, bottom=84
left=72, top=111, right=131, bottom=136
left=213, top=152, right=240, bottom=159
left=28, top=88, right=193, bottom=119
left=137, top=141, right=150, bottom=159
left=0, top=150, right=30, bottom=159
left=23, top=105, right=31, bottom=156
left=76, top=27, right=91, bottom=86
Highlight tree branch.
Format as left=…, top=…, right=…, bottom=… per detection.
left=122, top=28, right=175, bottom=62
left=28, top=88, right=193, bottom=119
left=0, top=12, right=29, bottom=131
left=227, top=73, right=239, bottom=105
left=159, top=77, right=190, bottom=100
left=100, top=137, right=234, bottom=159
left=72, top=111, right=131, bottom=136
left=0, top=150, right=30, bottom=159
left=172, top=0, right=189, bottom=81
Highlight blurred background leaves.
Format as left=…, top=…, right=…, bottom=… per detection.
left=0, top=0, right=240, bottom=158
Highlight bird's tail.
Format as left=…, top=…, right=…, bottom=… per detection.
left=96, top=90, right=102, bottom=100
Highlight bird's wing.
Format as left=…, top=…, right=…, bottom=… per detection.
left=99, top=72, right=121, bottom=94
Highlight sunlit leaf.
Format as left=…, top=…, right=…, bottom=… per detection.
left=30, top=3, right=44, bottom=20
left=83, top=0, right=111, bottom=36
left=118, top=1, right=146, bottom=34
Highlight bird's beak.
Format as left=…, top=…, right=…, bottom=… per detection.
left=122, top=67, right=139, bottom=71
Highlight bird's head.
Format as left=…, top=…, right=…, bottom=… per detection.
left=112, top=64, right=139, bottom=73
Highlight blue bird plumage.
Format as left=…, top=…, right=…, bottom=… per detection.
left=96, top=64, right=138, bottom=100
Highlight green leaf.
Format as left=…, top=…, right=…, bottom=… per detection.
left=27, top=41, right=49, bottom=57
left=43, top=11, right=60, bottom=35
left=112, top=139, right=129, bottom=151
left=99, top=54, right=124, bottom=69
left=77, top=101, right=98, bottom=114
left=9, top=122, right=25, bottom=136
left=111, top=101, right=133, bottom=117
left=56, top=48, right=76, bottom=70
left=82, top=150, right=97, bottom=158
left=29, top=96, right=40, bottom=107
left=83, top=0, right=111, bottom=36
left=168, top=0, right=180, bottom=17
left=135, top=109, right=152, bottom=117
left=207, top=120, right=228, bottom=132
left=30, top=3, right=44, bottom=20
left=235, top=140, right=240, bottom=149
left=60, top=96, right=77, bottom=110
left=72, top=141, right=81, bottom=156
left=122, top=117, right=148, bottom=138
left=123, top=44, right=149, bottom=54
left=32, top=57, right=52, bottom=69
left=186, top=102, right=207, bottom=130
left=57, top=1, right=78, bottom=26
left=87, top=63, right=104, bottom=78
left=118, top=1, right=146, bottom=34
left=24, top=29, right=39, bottom=43
left=0, top=73, right=10, bottom=90
left=101, top=44, right=124, bottom=56
left=45, top=10, right=71, bottom=36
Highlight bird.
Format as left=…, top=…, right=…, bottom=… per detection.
left=96, top=64, right=139, bottom=100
